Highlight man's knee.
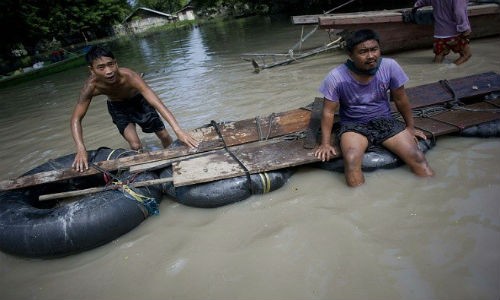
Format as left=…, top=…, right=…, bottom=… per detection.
left=129, top=141, right=143, bottom=151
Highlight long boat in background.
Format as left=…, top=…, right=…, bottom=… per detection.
left=292, top=1, right=500, bottom=53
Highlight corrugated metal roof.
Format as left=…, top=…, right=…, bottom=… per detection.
left=123, top=7, right=177, bottom=23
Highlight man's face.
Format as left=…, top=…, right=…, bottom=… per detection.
left=90, top=56, right=118, bottom=83
left=349, top=39, right=381, bottom=71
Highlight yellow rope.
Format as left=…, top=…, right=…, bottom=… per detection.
left=258, top=172, right=271, bottom=193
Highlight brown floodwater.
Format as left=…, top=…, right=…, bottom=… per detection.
left=0, top=16, right=499, bottom=300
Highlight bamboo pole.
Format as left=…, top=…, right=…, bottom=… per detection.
left=38, top=177, right=173, bottom=201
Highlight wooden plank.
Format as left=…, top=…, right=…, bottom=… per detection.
left=413, top=117, right=459, bottom=137
left=412, top=100, right=500, bottom=136
left=173, top=138, right=330, bottom=187
left=303, top=97, right=324, bottom=149
left=405, top=72, right=500, bottom=109
left=427, top=105, right=500, bottom=131
left=39, top=177, right=174, bottom=201
left=0, top=108, right=313, bottom=191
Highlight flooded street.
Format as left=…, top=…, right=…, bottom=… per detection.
left=0, top=16, right=499, bottom=300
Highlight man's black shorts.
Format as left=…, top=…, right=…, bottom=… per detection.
left=334, top=117, right=405, bottom=148
left=107, top=94, right=165, bottom=135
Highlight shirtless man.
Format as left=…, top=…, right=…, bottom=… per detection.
left=71, top=46, right=199, bottom=172
left=413, top=0, right=472, bottom=65
left=314, top=29, right=434, bottom=187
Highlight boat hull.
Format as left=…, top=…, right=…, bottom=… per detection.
left=316, top=4, right=500, bottom=53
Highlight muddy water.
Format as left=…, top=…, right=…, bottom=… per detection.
left=0, top=16, right=499, bottom=300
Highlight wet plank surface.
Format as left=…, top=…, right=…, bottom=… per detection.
left=406, top=72, right=500, bottom=109
left=0, top=108, right=312, bottom=191
left=413, top=99, right=500, bottom=136
left=173, top=138, right=325, bottom=187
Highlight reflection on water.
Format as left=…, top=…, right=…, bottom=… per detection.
left=0, top=16, right=499, bottom=300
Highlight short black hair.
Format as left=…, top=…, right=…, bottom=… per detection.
left=345, top=29, right=380, bottom=53
left=85, top=46, right=115, bottom=65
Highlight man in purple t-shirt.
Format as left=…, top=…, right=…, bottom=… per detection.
left=413, top=0, right=472, bottom=65
left=315, top=29, right=434, bottom=187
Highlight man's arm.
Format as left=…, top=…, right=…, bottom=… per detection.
left=128, top=71, right=199, bottom=148
left=453, top=0, right=471, bottom=35
left=314, top=99, right=339, bottom=161
left=391, top=86, right=427, bottom=140
left=70, top=82, right=93, bottom=172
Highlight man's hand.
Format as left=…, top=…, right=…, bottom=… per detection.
left=72, top=149, right=89, bottom=172
left=407, top=127, right=427, bottom=143
left=176, top=130, right=200, bottom=149
left=314, top=144, right=338, bottom=162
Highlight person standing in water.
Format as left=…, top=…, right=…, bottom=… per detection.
left=71, top=46, right=199, bottom=172
left=413, top=0, right=472, bottom=65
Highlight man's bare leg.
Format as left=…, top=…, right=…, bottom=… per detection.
left=123, top=123, right=143, bottom=150
left=155, top=129, right=173, bottom=148
left=433, top=53, right=445, bottom=63
left=340, top=132, right=369, bottom=187
left=454, top=44, right=472, bottom=65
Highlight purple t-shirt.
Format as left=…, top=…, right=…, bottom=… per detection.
left=414, top=0, right=471, bottom=37
left=318, top=57, right=409, bottom=123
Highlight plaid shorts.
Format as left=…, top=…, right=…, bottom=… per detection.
left=334, top=117, right=405, bottom=149
left=433, top=35, right=469, bottom=56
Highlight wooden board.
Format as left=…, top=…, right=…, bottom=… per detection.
left=413, top=100, right=500, bottom=136
left=0, top=108, right=313, bottom=191
left=405, top=72, right=500, bottom=109
left=173, top=138, right=327, bottom=187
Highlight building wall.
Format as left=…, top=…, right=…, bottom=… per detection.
left=178, top=9, right=196, bottom=21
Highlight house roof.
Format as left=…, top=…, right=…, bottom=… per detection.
left=123, top=7, right=178, bottom=23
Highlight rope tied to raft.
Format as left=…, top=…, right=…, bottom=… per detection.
left=91, top=163, right=159, bottom=216
left=440, top=80, right=500, bottom=113
left=255, top=113, right=276, bottom=141
left=210, top=120, right=254, bottom=194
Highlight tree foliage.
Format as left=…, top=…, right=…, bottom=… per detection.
left=135, top=0, right=190, bottom=12
left=0, top=0, right=131, bottom=58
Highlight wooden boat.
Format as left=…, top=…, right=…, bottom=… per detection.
left=292, top=2, right=500, bottom=53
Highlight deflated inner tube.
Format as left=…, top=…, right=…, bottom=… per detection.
left=460, top=119, right=500, bottom=137
left=160, top=166, right=294, bottom=208
left=315, top=139, right=435, bottom=172
left=0, top=148, right=162, bottom=258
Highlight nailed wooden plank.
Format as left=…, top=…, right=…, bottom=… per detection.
left=39, top=177, right=174, bottom=201
left=303, top=97, right=324, bottom=149
left=173, top=138, right=331, bottom=187
left=427, top=106, right=500, bottom=131
left=406, top=72, right=500, bottom=109
left=0, top=108, right=312, bottom=191
left=0, top=147, right=196, bottom=191
left=412, top=100, right=500, bottom=136
left=413, top=117, right=458, bottom=137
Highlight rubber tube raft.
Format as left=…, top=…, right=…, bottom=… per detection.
left=160, top=167, right=294, bottom=208
left=460, top=119, right=500, bottom=137
left=315, top=139, right=435, bottom=172
left=0, top=148, right=162, bottom=258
